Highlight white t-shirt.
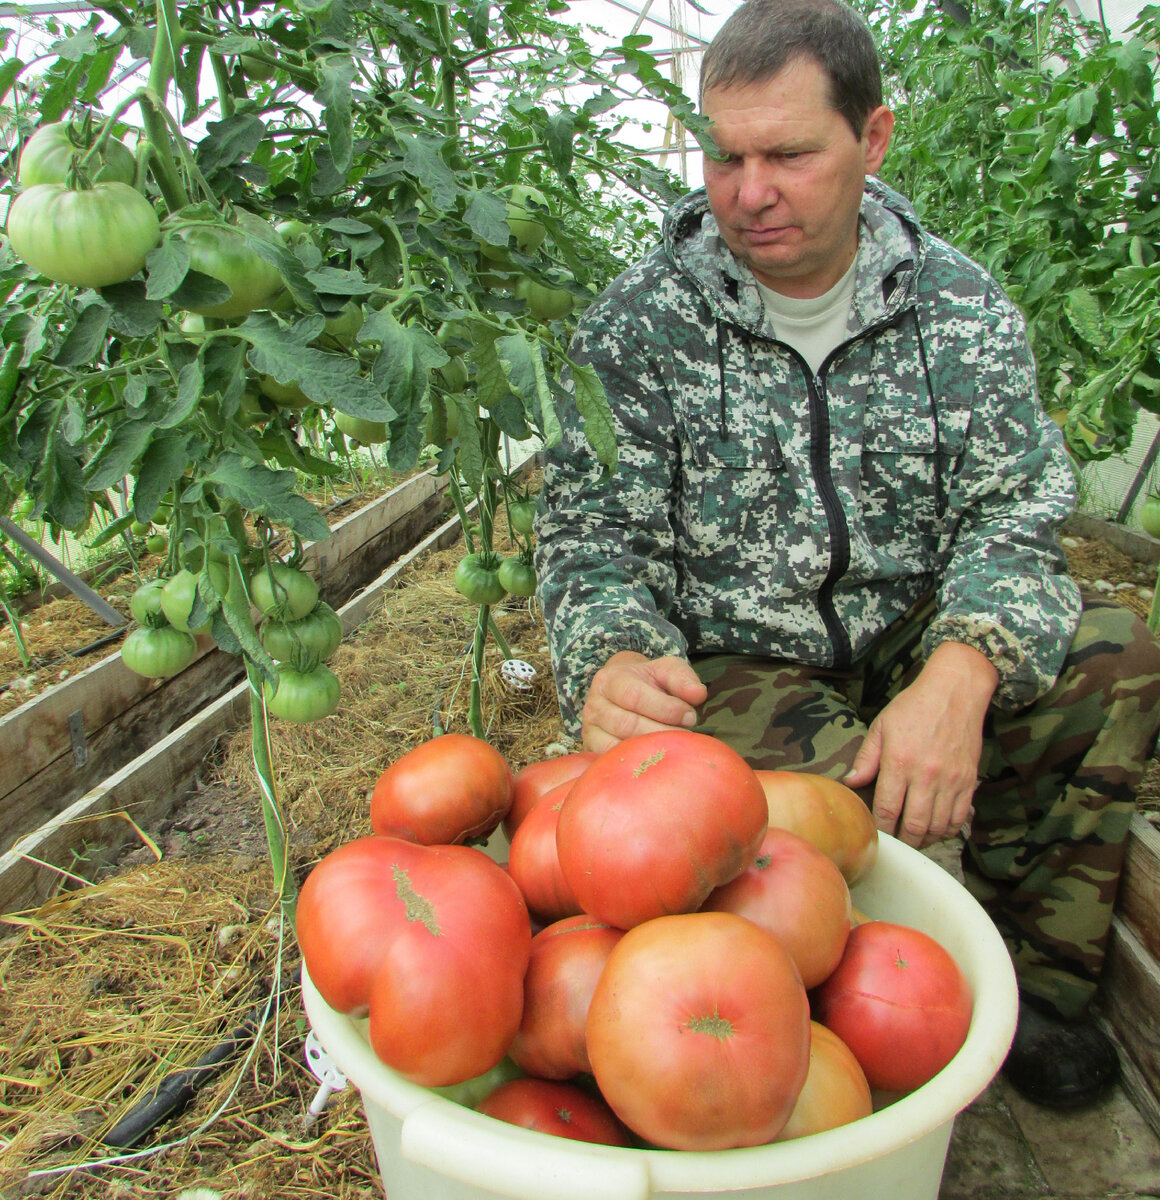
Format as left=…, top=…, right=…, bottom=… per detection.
left=756, top=258, right=858, bottom=375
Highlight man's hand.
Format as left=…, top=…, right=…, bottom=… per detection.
left=581, top=650, right=709, bottom=754
left=843, top=642, right=998, bottom=848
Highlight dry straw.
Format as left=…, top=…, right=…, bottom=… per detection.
left=1, top=533, right=573, bottom=1199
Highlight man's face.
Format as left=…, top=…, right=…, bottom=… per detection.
left=701, top=58, right=893, bottom=299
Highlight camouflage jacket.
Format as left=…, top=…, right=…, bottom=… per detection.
left=535, top=182, right=1081, bottom=736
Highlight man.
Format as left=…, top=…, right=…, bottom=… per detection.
left=534, top=0, right=1160, bottom=1109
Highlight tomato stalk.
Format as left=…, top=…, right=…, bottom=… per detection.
left=1148, top=572, right=1160, bottom=635
left=0, top=586, right=32, bottom=670
left=246, top=658, right=299, bottom=929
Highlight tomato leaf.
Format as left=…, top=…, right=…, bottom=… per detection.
left=397, top=129, right=458, bottom=211
left=545, top=110, right=575, bottom=179
left=133, top=431, right=196, bottom=522
left=570, top=362, right=617, bottom=473
left=54, top=303, right=109, bottom=368
left=463, top=191, right=510, bottom=249
left=85, top=418, right=156, bottom=490
left=242, top=312, right=392, bottom=420
left=497, top=332, right=558, bottom=446
left=317, top=54, right=356, bottom=175
left=204, top=453, right=330, bottom=542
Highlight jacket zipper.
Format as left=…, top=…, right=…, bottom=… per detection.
left=805, top=368, right=853, bottom=669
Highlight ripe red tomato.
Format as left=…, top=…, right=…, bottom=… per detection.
left=509, top=914, right=625, bottom=1080
left=757, top=769, right=879, bottom=883
left=370, top=733, right=514, bottom=845
left=504, top=751, right=596, bottom=839
left=775, top=1022, right=873, bottom=1141
left=586, top=911, right=810, bottom=1150
left=701, top=826, right=851, bottom=989
left=296, top=835, right=531, bottom=1087
left=811, top=920, right=973, bottom=1094
left=507, top=781, right=583, bottom=924
left=556, top=730, right=768, bottom=929
left=476, top=1078, right=631, bottom=1147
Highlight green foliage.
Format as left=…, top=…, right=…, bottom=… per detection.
left=860, top=0, right=1160, bottom=462
left=0, top=0, right=689, bottom=553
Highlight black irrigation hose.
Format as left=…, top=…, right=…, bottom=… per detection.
left=0, top=625, right=129, bottom=700
left=101, top=969, right=299, bottom=1150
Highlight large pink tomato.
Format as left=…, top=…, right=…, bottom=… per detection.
left=811, top=920, right=973, bottom=1094
left=508, top=914, right=625, bottom=1080
left=702, top=826, right=851, bottom=989
left=507, top=781, right=583, bottom=925
left=555, top=730, right=768, bottom=929
left=757, top=770, right=879, bottom=884
left=297, top=835, right=531, bottom=1086
left=504, top=751, right=596, bottom=839
left=370, top=733, right=514, bottom=845
left=586, top=911, right=810, bottom=1150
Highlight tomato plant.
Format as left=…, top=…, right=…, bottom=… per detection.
left=370, top=733, right=514, bottom=846
left=1, top=0, right=694, bottom=920
left=17, top=122, right=136, bottom=187
left=556, top=730, right=769, bottom=929
left=509, top=914, right=624, bottom=1080
left=296, top=835, right=531, bottom=1085
left=757, top=769, right=879, bottom=884
left=250, top=563, right=320, bottom=622
left=1140, top=494, right=1160, bottom=539
left=811, top=920, right=974, bottom=1094
left=454, top=552, right=506, bottom=605
left=702, top=825, right=851, bottom=989
left=6, top=182, right=161, bottom=289
left=586, top=911, right=810, bottom=1150
left=263, top=663, right=340, bottom=723
left=121, top=624, right=197, bottom=679
left=476, top=1079, right=630, bottom=1147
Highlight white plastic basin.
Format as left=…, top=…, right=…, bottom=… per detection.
left=302, top=831, right=1018, bottom=1200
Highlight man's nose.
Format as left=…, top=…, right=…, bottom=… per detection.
left=736, top=160, right=779, bottom=214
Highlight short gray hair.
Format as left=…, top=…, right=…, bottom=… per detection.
left=700, top=0, right=884, bottom=138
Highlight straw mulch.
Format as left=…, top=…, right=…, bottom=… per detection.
left=1, top=532, right=574, bottom=1199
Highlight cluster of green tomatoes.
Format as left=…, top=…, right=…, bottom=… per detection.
left=124, top=557, right=343, bottom=724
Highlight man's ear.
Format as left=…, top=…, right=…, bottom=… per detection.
left=862, top=105, right=894, bottom=174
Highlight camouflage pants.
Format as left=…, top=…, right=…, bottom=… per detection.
left=692, top=593, right=1160, bottom=1018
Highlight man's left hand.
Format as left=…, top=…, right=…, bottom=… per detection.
left=843, top=642, right=999, bottom=848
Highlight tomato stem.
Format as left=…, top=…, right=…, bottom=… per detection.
left=246, top=658, right=299, bottom=930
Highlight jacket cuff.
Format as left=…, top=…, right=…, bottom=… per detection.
left=921, top=614, right=1054, bottom=711
left=551, top=624, right=689, bottom=738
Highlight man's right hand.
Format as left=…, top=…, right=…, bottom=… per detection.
left=580, top=650, right=708, bottom=753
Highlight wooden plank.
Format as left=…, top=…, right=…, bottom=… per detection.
left=0, top=642, right=245, bottom=850
left=1117, top=813, right=1160, bottom=962
left=0, top=472, right=448, bottom=843
left=1102, top=914, right=1160, bottom=1138
left=1065, top=513, right=1160, bottom=565
left=0, top=505, right=470, bottom=916
left=0, top=685, right=252, bottom=915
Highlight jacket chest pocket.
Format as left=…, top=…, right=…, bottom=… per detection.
left=678, top=423, right=786, bottom=545
left=859, top=401, right=969, bottom=546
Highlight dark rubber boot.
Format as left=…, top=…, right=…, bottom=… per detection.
left=1001, top=997, right=1119, bottom=1109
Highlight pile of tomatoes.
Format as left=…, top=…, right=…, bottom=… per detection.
left=297, top=729, right=974, bottom=1152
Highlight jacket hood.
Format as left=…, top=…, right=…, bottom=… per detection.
left=662, top=178, right=928, bottom=337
